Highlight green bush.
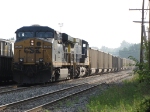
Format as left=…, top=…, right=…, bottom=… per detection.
left=128, top=42, right=150, bottom=83
left=87, top=78, right=150, bottom=112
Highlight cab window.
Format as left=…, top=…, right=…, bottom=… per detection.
left=18, top=32, right=34, bottom=38
left=36, top=32, right=53, bottom=38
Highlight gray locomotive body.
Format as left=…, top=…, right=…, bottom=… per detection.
left=51, top=33, right=89, bottom=81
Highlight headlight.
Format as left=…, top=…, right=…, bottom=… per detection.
left=30, top=39, right=34, bottom=46
left=19, top=58, right=24, bottom=62
left=31, top=40, right=34, bottom=43
left=39, top=58, right=43, bottom=62
left=31, top=43, right=34, bottom=46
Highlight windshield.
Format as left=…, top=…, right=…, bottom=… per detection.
left=18, top=32, right=34, bottom=38
left=36, top=32, right=53, bottom=38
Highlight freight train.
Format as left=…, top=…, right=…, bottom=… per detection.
left=12, top=25, right=135, bottom=84
left=0, top=39, right=13, bottom=82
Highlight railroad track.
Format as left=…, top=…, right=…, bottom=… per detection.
left=0, top=85, right=19, bottom=93
left=0, top=71, right=130, bottom=95
left=0, top=74, right=106, bottom=96
left=0, top=85, right=18, bottom=89
left=0, top=72, right=130, bottom=112
left=0, top=71, right=121, bottom=95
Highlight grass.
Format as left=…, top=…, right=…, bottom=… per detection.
left=66, top=100, right=73, bottom=107
left=87, top=74, right=150, bottom=112
left=43, top=109, right=50, bottom=112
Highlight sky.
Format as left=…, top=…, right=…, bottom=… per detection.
left=0, top=0, right=149, bottom=48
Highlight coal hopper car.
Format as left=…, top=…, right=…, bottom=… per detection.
left=0, top=39, right=13, bottom=82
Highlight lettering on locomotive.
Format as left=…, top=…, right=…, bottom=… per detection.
left=24, top=47, right=41, bottom=53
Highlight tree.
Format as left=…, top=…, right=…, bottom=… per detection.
left=119, top=44, right=140, bottom=61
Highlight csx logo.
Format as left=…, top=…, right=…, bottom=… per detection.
left=24, top=47, right=41, bottom=53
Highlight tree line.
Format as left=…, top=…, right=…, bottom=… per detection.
left=99, top=40, right=140, bottom=61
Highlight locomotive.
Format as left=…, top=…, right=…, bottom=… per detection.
left=12, top=25, right=135, bottom=84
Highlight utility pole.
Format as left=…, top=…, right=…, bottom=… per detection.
left=129, top=0, right=145, bottom=69
left=58, top=23, right=63, bottom=33
left=58, top=23, right=63, bottom=42
left=140, top=0, right=145, bottom=66
left=148, top=0, right=150, bottom=71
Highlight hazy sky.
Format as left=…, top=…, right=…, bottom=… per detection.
left=0, top=0, right=149, bottom=48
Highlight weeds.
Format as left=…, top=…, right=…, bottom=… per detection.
left=44, top=109, right=50, bottom=112
left=87, top=75, right=150, bottom=112
left=66, top=100, right=73, bottom=107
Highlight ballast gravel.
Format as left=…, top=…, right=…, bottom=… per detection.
left=0, top=72, right=122, bottom=106
left=4, top=72, right=127, bottom=112
left=6, top=83, right=93, bottom=111
left=41, top=70, right=134, bottom=112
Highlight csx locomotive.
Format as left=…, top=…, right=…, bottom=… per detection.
left=12, top=25, right=135, bottom=84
